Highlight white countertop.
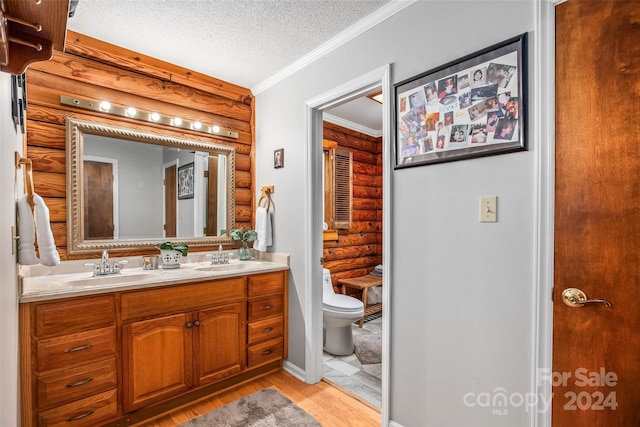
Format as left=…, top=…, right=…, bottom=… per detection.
left=19, top=251, right=289, bottom=303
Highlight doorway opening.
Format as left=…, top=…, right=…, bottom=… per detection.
left=304, top=64, right=392, bottom=422
left=320, top=97, right=384, bottom=408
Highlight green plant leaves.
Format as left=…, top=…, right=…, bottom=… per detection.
left=231, top=228, right=257, bottom=242
left=159, top=241, right=188, bottom=257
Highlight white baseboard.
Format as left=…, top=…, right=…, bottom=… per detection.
left=389, top=421, right=405, bottom=427
left=282, top=360, right=306, bottom=382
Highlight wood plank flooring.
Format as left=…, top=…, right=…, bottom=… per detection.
left=132, top=369, right=381, bottom=426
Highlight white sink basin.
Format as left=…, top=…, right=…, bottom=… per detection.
left=195, top=263, right=250, bottom=272
left=68, top=273, right=155, bottom=287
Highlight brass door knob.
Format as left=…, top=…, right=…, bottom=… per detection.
left=562, top=288, right=612, bottom=308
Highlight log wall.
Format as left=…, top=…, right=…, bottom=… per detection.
left=322, top=122, right=382, bottom=295
left=24, top=31, right=254, bottom=260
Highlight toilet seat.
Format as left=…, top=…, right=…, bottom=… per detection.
left=323, top=293, right=364, bottom=313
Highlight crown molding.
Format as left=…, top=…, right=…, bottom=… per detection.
left=323, top=113, right=382, bottom=138
left=252, top=0, right=417, bottom=95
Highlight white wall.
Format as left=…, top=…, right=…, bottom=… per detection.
left=0, top=73, right=23, bottom=426
left=255, top=1, right=538, bottom=426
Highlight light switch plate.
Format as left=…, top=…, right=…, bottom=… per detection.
left=480, top=196, right=497, bottom=222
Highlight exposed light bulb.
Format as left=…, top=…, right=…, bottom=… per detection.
left=125, top=107, right=137, bottom=117
left=149, top=112, right=160, bottom=122
left=99, top=101, right=111, bottom=111
left=192, top=121, right=202, bottom=130
left=172, top=117, right=183, bottom=126
left=211, top=125, right=221, bottom=133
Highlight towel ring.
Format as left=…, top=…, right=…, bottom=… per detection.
left=15, top=152, right=35, bottom=209
left=258, top=186, right=274, bottom=212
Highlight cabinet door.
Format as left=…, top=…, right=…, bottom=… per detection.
left=193, top=302, right=245, bottom=386
left=122, top=313, right=193, bottom=413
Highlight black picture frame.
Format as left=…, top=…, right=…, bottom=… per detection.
left=394, top=33, right=528, bottom=168
left=274, top=148, right=284, bottom=169
left=177, top=162, right=195, bottom=199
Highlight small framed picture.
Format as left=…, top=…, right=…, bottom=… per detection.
left=274, top=148, right=284, bottom=169
left=177, top=162, right=194, bottom=199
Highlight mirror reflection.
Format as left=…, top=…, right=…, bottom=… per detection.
left=67, top=118, right=235, bottom=254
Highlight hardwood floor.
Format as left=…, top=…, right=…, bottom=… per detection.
left=132, top=369, right=381, bottom=426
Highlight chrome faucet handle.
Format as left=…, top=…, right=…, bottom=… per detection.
left=84, top=262, right=100, bottom=276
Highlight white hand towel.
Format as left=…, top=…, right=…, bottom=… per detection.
left=32, top=194, right=60, bottom=267
left=17, top=195, right=39, bottom=265
left=253, top=206, right=272, bottom=252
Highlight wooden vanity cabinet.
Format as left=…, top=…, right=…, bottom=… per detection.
left=120, top=278, right=246, bottom=413
left=246, top=272, right=288, bottom=367
left=21, top=269, right=288, bottom=426
left=20, top=295, right=118, bottom=427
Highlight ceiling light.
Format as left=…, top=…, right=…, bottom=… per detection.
left=59, top=95, right=239, bottom=139
left=367, top=90, right=383, bottom=104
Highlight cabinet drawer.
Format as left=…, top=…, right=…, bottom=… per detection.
left=37, top=358, right=117, bottom=411
left=247, top=337, right=283, bottom=368
left=247, top=316, right=283, bottom=345
left=37, top=326, right=117, bottom=372
left=34, top=295, right=115, bottom=338
left=37, top=388, right=117, bottom=427
left=121, top=277, right=246, bottom=321
left=248, top=271, right=285, bottom=298
left=247, top=295, right=283, bottom=321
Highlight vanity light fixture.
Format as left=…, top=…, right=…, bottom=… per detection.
left=59, top=95, right=239, bottom=139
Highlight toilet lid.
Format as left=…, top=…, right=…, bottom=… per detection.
left=323, top=293, right=364, bottom=311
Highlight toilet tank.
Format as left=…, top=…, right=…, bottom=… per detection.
left=322, top=268, right=335, bottom=295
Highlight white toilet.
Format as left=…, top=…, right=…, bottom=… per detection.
left=322, top=268, right=365, bottom=355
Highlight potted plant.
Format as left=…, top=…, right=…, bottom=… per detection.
left=158, top=241, right=188, bottom=269
left=230, top=228, right=257, bottom=260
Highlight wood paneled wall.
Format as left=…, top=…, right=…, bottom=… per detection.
left=24, top=31, right=254, bottom=259
left=322, top=122, right=382, bottom=294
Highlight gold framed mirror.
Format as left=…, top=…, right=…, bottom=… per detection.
left=66, top=118, right=235, bottom=254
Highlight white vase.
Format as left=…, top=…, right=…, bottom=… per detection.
left=161, top=249, right=182, bottom=269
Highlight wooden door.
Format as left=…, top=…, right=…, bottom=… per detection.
left=83, top=160, right=114, bottom=239
left=193, top=302, right=245, bottom=386
left=553, top=1, right=640, bottom=425
left=121, top=313, right=193, bottom=413
left=206, top=155, right=219, bottom=236
left=164, top=165, right=177, bottom=237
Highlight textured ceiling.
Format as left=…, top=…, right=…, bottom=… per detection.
left=67, top=0, right=390, bottom=91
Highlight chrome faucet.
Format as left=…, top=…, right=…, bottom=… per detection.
left=210, top=245, right=229, bottom=265
left=85, top=250, right=127, bottom=276
left=101, top=250, right=110, bottom=271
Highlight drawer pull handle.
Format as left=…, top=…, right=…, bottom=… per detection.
left=261, top=349, right=273, bottom=355
left=64, top=344, right=93, bottom=353
left=66, top=377, right=93, bottom=388
left=261, top=305, right=273, bottom=310
left=186, top=322, right=193, bottom=328
left=260, top=327, right=273, bottom=333
left=67, top=410, right=94, bottom=422
left=193, top=320, right=200, bottom=327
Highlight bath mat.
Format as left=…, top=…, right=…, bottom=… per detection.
left=352, top=326, right=382, bottom=365
left=178, top=388, right=321, bottom=427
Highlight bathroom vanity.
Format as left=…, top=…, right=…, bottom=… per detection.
left=18, top=257, right=288, bottom=427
